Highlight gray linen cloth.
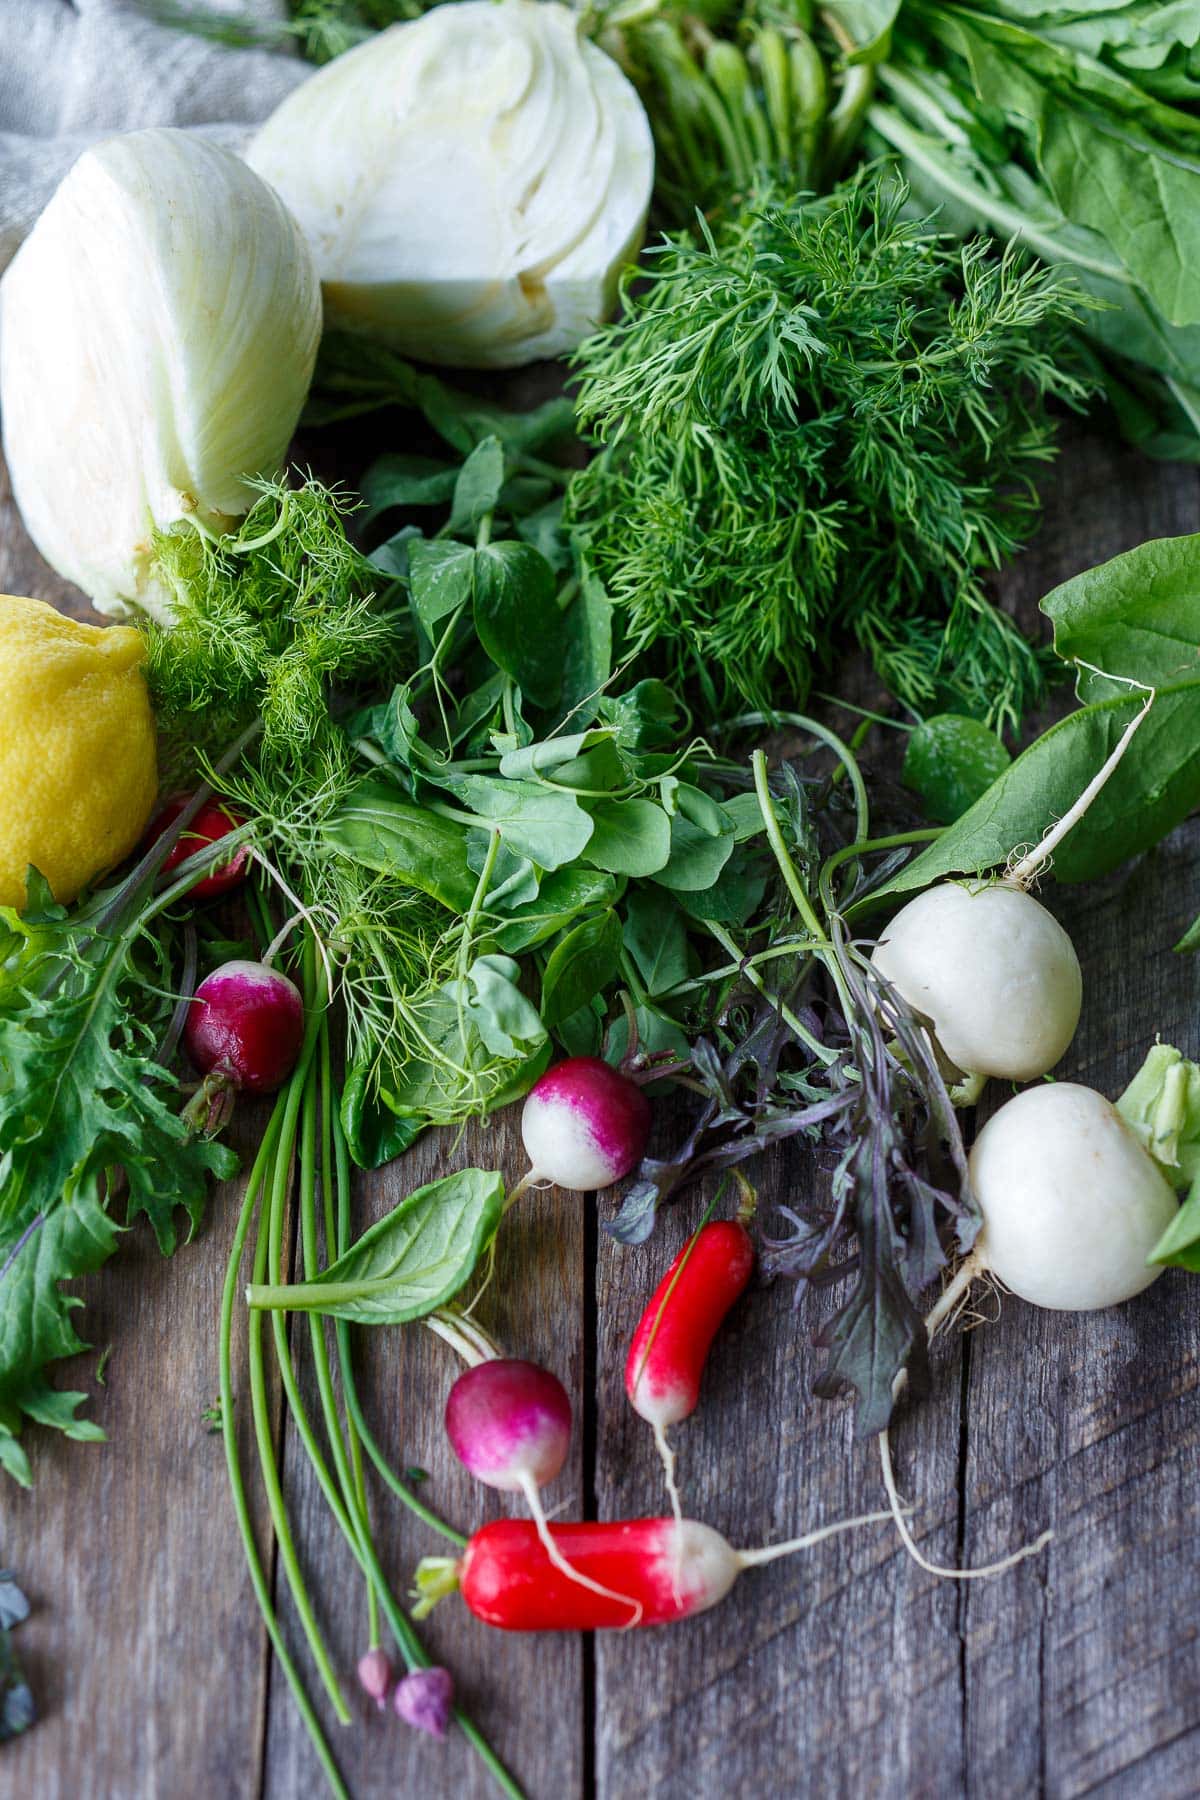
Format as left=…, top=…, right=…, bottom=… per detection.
left=0, top=0, right=308, bottom=272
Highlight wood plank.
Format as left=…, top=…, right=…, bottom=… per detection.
left=961, top=820, right=1200, bottom=1800
left=1, top=1109, right=278, bottom=1800
left=259, top=1113, right=586, bottom=1800
left=593, top=1139, right=969, bottom=1798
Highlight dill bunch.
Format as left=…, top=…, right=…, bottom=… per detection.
left=567, top=169, right=1096, bottom=732
left=147, top=475, right=411, bottom=783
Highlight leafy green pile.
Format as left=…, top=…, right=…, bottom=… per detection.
left=868, top=0, right=1200, bottom=459
left=0, top=864, right=236, bottom=1484
left=569, top=170, right=1092, bottom=729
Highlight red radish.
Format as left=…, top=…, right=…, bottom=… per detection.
left=445, top=1359, right=572, bottom=1495
left=414, top=1509, right=895, bottom=1632
left=184, top=959, right=304, bottom=1095
left=444, top=1357, right=642, bottom=1621
left=519, top=1056, right=651, bottom=1194
left=147, top=794, right=249, bottom=899
left=625, top=1218, right=755, bottom=1519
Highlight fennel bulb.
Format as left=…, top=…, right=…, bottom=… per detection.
left=0, top=129, right=322, bottom=624
left=246, top=0, right=654, bottom=369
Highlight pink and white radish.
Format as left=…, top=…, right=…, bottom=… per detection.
left=443, top=1355, right=643, bottom=1621
left=517, top=1056, right=652, bottom=1196
left=882, top=1077, right=1179, bottom=1579
left=184, top=959, right=304, bottom=1096
left=414, top=1509, right=895, bottom=1632
left=625, top=1217, right=755, bottom=1518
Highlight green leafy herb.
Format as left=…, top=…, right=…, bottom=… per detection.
left=902, top=713, right=1012, bottom=822
left=569, top=169, right=1093, bottom=730
left=245, top=1169, right=505, bottom=1323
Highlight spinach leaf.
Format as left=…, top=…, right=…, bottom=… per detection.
left=583, top=798, right=672, bottom=876
left=437, top=773, right=594, bottom=869
left=872, top=532, right=1200, bottom=896
left=247, top=1170, right=505, bottom=1325
left=340, top=1064, right=426, bottom=1170
left=324, top=781, right=478, bottom=913
left=407, top=539, right=475, bottom=632
left=541, top=910, right=624, bottom=1028
left=360, top=454, right=458, bottom=522
left=654, top=806, right=737, bottom=892
left=624, top=889, right=689, bottom=996
left=491, top=868, right=617, bottom=952
left=903, top=714, right=1012, bottom=823
left=473, top=541, right=565, bottom=705
left=448, top=436, right=505, bottom=535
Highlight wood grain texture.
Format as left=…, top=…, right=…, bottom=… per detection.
left=260, top=1115, right=586, bottom=1800
left=2, top=417, right=1199, bottom=1800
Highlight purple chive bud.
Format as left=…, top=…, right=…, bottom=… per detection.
left=394, top=1666, right=454, bottom=1740
left=357, top=1647, right=393, bottom=1711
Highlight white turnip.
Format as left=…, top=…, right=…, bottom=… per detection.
left=871, top=882, right=1081, bottom=1084
left=881, top=1076, right=1179, bottom=1578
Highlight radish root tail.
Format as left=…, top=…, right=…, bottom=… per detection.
left=737, top=1507, right=900, bottom=1567
left=518, top=1475, right=644, bottom=1628
left=877, top=1427, right=1052, bottom=1580
left=653, top=1421, right=684, bottom=1527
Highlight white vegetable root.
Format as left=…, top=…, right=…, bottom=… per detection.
left=880, top=1078, right=1179, bottom=1578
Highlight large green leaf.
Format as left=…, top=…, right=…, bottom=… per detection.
left=246, top=1170, right=505, bottom=1325
left=324, top=781, right=478, bottom=912
left=870, top=532, right=1200, bottom=898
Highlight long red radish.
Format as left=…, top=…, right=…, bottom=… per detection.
left=443, top=1357, right=642, bottom=1620
left=414, top=1509, right=895, bottom=1632
left=625, top=1217, right=755, bottom=1518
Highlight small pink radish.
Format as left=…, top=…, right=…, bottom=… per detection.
left=414, top=1508, right=894, bottom=1631
left=444, top=1357, right=642, bottom=1622
left=184, top=959, right=304, bottom=1096
left=625, top=1218, right=755, bottom=1518
left=519, top=1056, right=651, bottom=1194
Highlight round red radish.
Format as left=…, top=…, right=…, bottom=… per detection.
left=184, top=959, right=304, bottom=1094
left=444, top=1359, right=571, bottom=1494
left=626, top=1220, right=755, bottom=1429
left=459, top=1516, right=738, bottom=1630
left=147, top=794, right=249, bottom=900
left=520, top=1057, right=651, bottom=1192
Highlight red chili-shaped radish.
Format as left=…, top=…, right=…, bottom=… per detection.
left=184, top=959, right=304, bottom=1095
left=520, top=1057, right=651, bottom=1193
left=415, top=1509, right=894, bottom=1632
left=147, top=794, right=249, bottom=900
left=627, top=1220, right=755, bottom=1428
left=626, top=1218, right=754, bottom=1517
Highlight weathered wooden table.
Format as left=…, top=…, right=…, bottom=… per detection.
left=2, top=424, right=1199, bottom=1800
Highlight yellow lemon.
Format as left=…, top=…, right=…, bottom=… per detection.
left=0, top=595, right=158, bottom=908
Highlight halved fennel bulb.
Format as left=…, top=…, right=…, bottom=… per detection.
left=0, top=128, right=321, bottom=623
left=246, top=0, right=654, bottom=369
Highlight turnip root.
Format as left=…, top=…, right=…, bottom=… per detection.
left=872, top=675, right=1154, bottom=1093
left=881, top=1076, right=1179, bottom=1579
left=871, top=883, right=1081, bottom=1085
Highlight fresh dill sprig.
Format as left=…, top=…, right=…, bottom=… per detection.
left=147, top=475, right=411, bottom=780
left=567, top=168, right=1098, bottom=734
